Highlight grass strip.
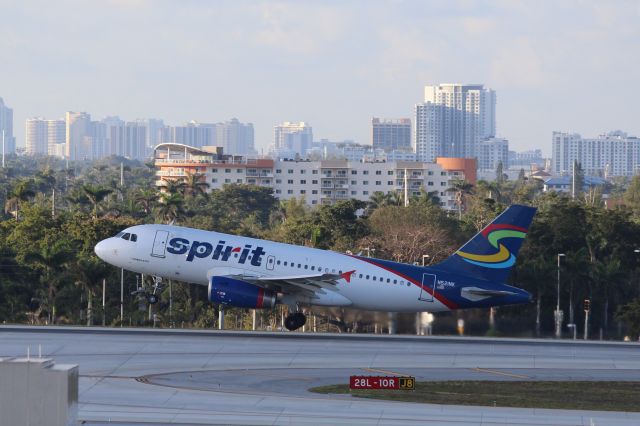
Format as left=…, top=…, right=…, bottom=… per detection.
left=310, top=381, right=640, bottom=412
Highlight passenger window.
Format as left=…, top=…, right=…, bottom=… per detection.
left=407, top=282, right=411, bottom=287
left=366, top=275, right=370, bottom=279
left=393, top=279, right=397, bottom=284
left=122, top=233, right=130, bottom=240
left=130, top=234, right=137, bottom=242
left=277, top=260, right=281, bottom=265
left=386, top=278, right=390, bottom=283
left=311, top=266, right=315, bottom=270
left=284, top=261, right=288, bottom=266
left=359, top=274, right=362, bottom=278
left=297, top=264, right=301, bottom=268
left=304, top=265, right=308, bottom=269
left=338, top=270, right=342, bottom=274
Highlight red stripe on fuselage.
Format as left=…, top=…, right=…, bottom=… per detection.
left=481, top=223, right=528, bottom=238
left=257, top=288, right=264, bottom=309
left=348, top=255, right=458, bottom=310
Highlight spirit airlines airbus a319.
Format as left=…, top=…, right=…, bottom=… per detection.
left=95, top=204, right=536, bottom=331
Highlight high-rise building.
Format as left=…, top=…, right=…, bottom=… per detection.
left=65, top=112, right=92, bottom=161
left=478, top=137, right=509, bottom=170
left=0, top=97, right=16, bottom=155
left=25, top=118, right=65, bottom=156
left=159, top=121, right=216, bottom=148
left=216, top=118, right=254, bottom=155
left=415, top=84, right=496, bottom=162
left=371, top=118, right=411, bottom=152
left=552, top=131, right=640, bottom=177
left=144, top=118, right=165, bottom=149
left=26, top=118, right=47, bottom=155
left=47, top=119, right=66, bottom=156
left=102, top=118, right=147, bottom=160
left=273, top=122, right=313, bottom=156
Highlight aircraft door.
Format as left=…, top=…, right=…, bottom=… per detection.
left=418, top=273, right=436, bottom=302
left=266, top=255, right=276, bottom=271
left=151, top=230, right=170, bottom=258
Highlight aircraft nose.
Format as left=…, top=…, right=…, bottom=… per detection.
left=94, top=239, right=111, bottom=261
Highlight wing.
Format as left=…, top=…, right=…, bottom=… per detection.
left=206, top=267, right=354, bottom=297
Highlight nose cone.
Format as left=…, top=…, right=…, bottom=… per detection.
left=94, top=239, right=110, bottom=261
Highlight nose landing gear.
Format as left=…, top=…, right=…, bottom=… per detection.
left=284, top=312, right=306, bottom=331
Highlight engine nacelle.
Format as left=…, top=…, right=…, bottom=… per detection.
left=208, top=276, right=277, bottom=309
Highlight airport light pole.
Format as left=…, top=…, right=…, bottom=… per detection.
left=633, top=249, right=640, bottom=295
left=422, top=255, right=430, bottom=266
left=555, top=253, right=565, bottom=338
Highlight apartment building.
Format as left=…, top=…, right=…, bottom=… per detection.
left=552, top=130, right=640, bottom=177
left=154, top=143, right=462, bottom=210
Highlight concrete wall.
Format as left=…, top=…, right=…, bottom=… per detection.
left=0, top=357, right=78, bottom=426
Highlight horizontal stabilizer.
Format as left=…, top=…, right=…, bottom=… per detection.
left=460, top=286, right=518, bottom=302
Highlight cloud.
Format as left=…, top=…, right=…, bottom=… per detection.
left=250, top=2, right=349, bottom=55
left=489, top=38, right=548, bottom=89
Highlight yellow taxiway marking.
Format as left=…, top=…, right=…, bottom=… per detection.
left=362, top=367, right=409, bottom=377
left=472, top=367, right=530, bottom=379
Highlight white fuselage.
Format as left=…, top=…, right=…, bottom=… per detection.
left=95, top=224, right=451, bottom=313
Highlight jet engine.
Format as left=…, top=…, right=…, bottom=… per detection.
left=208, top=276, right=277, bottom=309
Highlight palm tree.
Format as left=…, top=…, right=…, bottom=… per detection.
left=72, top=254, right=110, bottom=326
left=81, top=184, right=113, bottom=219
left=476, top=179, right=501, bottom=202
left=158, top=178, right=186, bottom=195
left=135, top=188, right=158, bottom=215
left=447, top=179, right=474, bottom=219
left=367, top=191, right=402, bottom=214
left=183, top=173, right=210, bottom=198
left=411, top=188, right=440, bottom=207
left=4, top=179, right=36, bottom=221
left=154, top=192, right=186, bottom=223
left=593, top=258, right=626, bottom=335
left=24, top=239, right=73, bottom=324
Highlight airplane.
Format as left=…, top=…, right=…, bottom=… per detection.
left=94, top=204, right=536, bottom=331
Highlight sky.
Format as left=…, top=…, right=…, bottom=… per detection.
left=1, top=0, right=639, bottom=156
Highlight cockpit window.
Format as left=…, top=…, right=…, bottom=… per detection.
left=130, top=234, right=137, bottom=242
left=122, top=233, right=131, bottom=241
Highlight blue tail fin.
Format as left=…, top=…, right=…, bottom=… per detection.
left=435, top=204, right=537, bottom=283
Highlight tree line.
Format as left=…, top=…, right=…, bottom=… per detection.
left=1, top=155, right=640, bottom=338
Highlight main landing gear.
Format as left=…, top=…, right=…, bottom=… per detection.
left=131, top=276, right=163, bottom=305
left=284, top=312, right=306, bottom=331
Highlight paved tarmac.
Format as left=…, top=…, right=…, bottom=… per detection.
left=1, top=325, right=640, bottom=425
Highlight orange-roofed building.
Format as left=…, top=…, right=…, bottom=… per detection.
left=436, top=158, right=477, bottom=185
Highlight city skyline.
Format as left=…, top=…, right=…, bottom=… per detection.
left=1, top=1, right=639, bottom=156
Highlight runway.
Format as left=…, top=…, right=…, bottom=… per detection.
left=2, top=326, right=640, bottom=425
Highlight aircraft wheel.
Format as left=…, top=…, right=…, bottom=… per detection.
left=284, top=312, right=306, bottom=331
left=147, top=294, right=159, bottom=305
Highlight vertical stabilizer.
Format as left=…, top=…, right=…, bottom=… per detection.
left=434, top=205, right=536, bottom=283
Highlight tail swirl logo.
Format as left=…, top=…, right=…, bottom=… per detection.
left=456, top=224, right=527, bottom=269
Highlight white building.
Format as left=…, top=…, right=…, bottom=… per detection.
left=552, top=131, right=640, bottom=177
left=478, top=137, right=509, bottom=170
left=25, top=118, right=65, bottom=156
left=216, top=118, right=255, bottom=156
left=415, top=84, right=496, bottom=162
left=0, top=97, right=15, bottom=155
left=159, top=121, right=217, bottom=148
left=65, top=111, right=92, bottom=161
left=273, top=122, right=313, bottom=156
left=154, top=143, right=462, bottom=210
left=143, top=118, right=164, bottom=149
left=104, top=119, right=147, bottom=160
